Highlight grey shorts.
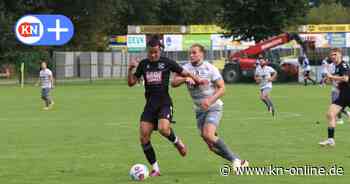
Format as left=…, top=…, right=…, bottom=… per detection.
left=41, top=88, right=51, bottom=98
left=260, top=87, right=272, bottom=96
left=195, top=104, right=223, bottom=131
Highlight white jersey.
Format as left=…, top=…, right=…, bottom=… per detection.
left=39, top=68, right=53, bottom=88
left=302, top=58, right=311, bottom=71
left=182, top=61, right=223, bottom=108
left=255, top=65, right=276, bottom=89
left=329, top=63, right=339, bottom=92
left=321, top=59, right=330, bottom=74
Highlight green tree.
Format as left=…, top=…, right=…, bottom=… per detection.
left=218, top=0, right=309, bottom=42
left=306, top=0, right=350, bottom=24
left=157, top=0, right=221, bottom=25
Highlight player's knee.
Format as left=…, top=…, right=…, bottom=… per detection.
left=326, top=111, right=336, bottom=120
left=140, top=135, right=150, bottom=145
left=158, top=126, right=170, bottom=136
left=201, top=132, right=215, bottom=144
left=158, top=123, right=170, bottom=136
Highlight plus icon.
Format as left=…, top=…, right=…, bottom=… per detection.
left=47, top=19, right=69, bottom=41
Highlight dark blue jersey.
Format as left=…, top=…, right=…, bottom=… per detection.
left=134, top=56, right=183, bottom=100
left=334, top=61, right=350, bottom=90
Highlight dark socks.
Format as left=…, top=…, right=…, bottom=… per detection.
left=142, top=142, right=157, bottom=165
left=266, top=98, right=274, bottom=110
left=328, top=127, right=335, bottom=139
left=261, top=99, right=269, bottom=108
left=165, top=128, right=177, bottom=143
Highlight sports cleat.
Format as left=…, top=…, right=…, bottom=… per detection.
left=319, top=138, right=335, bottom=147
left=149, top=170, right=161, bottom=177
left=232, top=159, right=249, bottom=174
left=43, top=107, right=49, bottom=110
left=174, top=138, right=187, bottom=157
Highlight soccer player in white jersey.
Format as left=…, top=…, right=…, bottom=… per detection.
left=37, top=61, right=54, bottom=110
left=320, top=57, right=330, bottom=87
left=171, top=44, right=248, bottom=173
left=300, top=55, right=316, bottom=86
left=254, top=56, right=277, bottom=117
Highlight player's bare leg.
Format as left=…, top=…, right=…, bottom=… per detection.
left=261, top=90, right=275, bottom=117
left=319, top=104, right=342, bottom=146
left=158, top=118, right=187, bottom=157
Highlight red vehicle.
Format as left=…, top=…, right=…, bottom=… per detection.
left=222, top=33, right=313, bottom=83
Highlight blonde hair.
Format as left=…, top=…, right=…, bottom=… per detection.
left=330, top=48, right=342, bottom=55
left=190, top=44, right=206, bottom=54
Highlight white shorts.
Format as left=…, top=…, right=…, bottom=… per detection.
left=260, top=87, right=272, bottom=96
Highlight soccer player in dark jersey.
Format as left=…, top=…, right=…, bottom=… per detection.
left=128, top=35, right=207, bottom=177
left=319, top=48, right=350, bottom=146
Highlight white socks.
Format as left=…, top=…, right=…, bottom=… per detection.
left=152, top=161, right=160, bottom=172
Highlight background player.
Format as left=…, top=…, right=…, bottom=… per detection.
left=320, top=57, right=330, bottom=87
left=254, top=56, right=277, bottom=117
left=36, top=61, right=54, bottom=110
left=300, top=55, right=316, bottom=86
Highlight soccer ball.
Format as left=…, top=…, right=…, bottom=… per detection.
left=129, top=164, right=149, bottom=181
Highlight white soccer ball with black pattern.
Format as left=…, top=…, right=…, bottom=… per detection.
left=129, top=164, right=149, bottom=181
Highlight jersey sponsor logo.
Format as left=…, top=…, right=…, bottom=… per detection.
left=146, top=71, right=162, bottom=84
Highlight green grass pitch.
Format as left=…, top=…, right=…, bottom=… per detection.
left=0, top=82, right=349, bottom=184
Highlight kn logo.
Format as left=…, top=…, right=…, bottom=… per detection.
left=15, top=15, right=74, bottom=46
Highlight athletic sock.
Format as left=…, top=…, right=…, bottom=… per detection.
left=212, top=138, right=239, bottom=162
left=328, top=127, right=335, bottom=139
left=45, top=99, right=50, bottom=107
left=152, top=161, right=160, bottom=172
left=266, top=98, right=275, bottom=111
left=142, top=142, right=157, bottom=165
left=165, top=128, right=177, bottom=143
left=261, top=99, right=269, bottom=108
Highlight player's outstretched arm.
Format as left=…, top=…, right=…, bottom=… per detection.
left=327, top=73, right=349, bottom=82
left=171, top=73, right=186, bottom=88
left=171, top=73, right=196, bottom=88
left=180, top=70, right=208, bottom=85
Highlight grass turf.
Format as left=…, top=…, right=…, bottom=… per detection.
left=0, top=83, right=349, bottom=183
